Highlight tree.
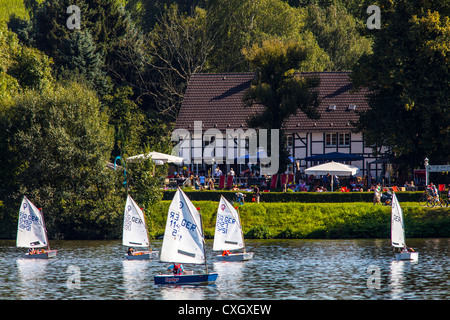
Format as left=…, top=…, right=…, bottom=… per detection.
left=206, top=0, right=331, bottom=72
left=0, top=82, right=119, bottom=239
left=351, top=0, right=450, bottom=168
left=104, top=85, right=146, bottom=158
left=243, top=38, right=321, bottom=173
left=304, top=4, right=373, bottom=70
left=144, top=5, right=213, bottom=120
left=58, top=30, right=112, bottom=96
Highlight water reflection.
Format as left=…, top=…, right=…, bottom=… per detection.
left=389, top=260, right=405, bottom=299
left=16, top=258, right=49, bottom=299
left=122, top=260, right=150, bottom=299
left=0, top=239, right=449, bottom=300
left=213, top=261, right=245, bottom=299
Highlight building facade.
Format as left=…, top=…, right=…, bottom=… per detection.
left=173, top=72, right=387, bottom=179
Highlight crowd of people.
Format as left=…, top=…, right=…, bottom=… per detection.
left=166, top=167, right=449, bottom=202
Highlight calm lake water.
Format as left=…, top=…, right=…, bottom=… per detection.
left=0, top=238, right=448, bottom=300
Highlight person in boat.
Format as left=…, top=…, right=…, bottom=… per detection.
left=222, top=250, right=231, bottom=256
left=167, top=263, right=186, bottom=275
left=401, top=247, right=415, bottom=253
left=28, top=248, right=36, bottom=255
left=127, top=247, right=135, bottom=255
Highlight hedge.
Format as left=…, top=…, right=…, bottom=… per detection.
left=162, top=189, right=424, bottom=203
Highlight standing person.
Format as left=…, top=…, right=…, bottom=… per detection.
left=253, top=185, right=260, bottom=203
left=373, top=183, right=381, bottom=205
left=229, top=167, right=236, bottom=184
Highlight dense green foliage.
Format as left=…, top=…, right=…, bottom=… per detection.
left=0, top=0, right=447, bottom=239
left=161, top=190, right=424, bottom=203
left=351, top=0, right=450, bottom=168
left=149, top=201, right=450, bottom=239
left=242, top=38, right=322, bottom=173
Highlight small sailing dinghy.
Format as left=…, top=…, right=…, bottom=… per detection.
left=123, top=195, right=159, bottom=260
left=17, top=196, right=57, bottom=259
left=391, top=193, right=419, bottom=261
left=213, top=196, right=254, bottom=261
left=154, top=188, right=218, bottom=285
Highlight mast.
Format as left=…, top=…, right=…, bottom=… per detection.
left=142, top=206, right=153, bottom=252
left=197, top=206, right=209, bottom=274
left=235, top=203, right=246, bottom=254
left=39, top=207, right=50, bottom=251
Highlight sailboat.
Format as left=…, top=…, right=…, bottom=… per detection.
left=17, top=196, right=57, bottom=259
left=123, top=195, right=159, bottom=260
left=213, top=196, right=254, bottom=261
left=391, top=193, right=419, bottom=261
left=154, top=188, right=218, bottom=285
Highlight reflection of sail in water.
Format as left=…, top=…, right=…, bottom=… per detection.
left=213, top=261, right=244, bottom=299
left=122, top=260, right=150, bottom=299
left=389, top=260, right=405, bottom=299
left=16, top=259, right=49, bottom=299
left=159, top=285, right=205, bottom=300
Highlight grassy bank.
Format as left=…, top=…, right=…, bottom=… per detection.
left=147, top=201, right=450, bottom=239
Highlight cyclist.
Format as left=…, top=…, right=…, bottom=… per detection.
left=427, top=183, right=439, bottom=204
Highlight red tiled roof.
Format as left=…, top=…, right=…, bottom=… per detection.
left=175, top=71, right=369, bottom=133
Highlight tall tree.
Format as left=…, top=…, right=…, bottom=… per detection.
left=0, top=82, right=118, bottom=238
left=243, top=38, right=321, bottom=173
left=304, top=4, right=373, bottom=70
left=206, top=0, right=331, bottom=72
left=144, top=5, right=213, bottom=120
left=351, top=0, right=450, bottom=168
left=58, top=30, right=112, bottom=96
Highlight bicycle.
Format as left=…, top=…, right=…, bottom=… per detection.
left=426, top=195, right=448, bottom=208
left=418, top=192, right=432, bottom=207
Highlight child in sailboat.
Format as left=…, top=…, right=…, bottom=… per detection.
left=127, top=247, right=135, bottom=255
left=167, top=263, right=186, bottom=275
left=401, top=246, right=415, bottom=253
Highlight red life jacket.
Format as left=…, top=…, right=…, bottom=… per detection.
left=173, top=264, right=182, bottom=275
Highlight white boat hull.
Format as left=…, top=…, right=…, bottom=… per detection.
left=395, top=252, right=419, bottom=261
left=125, top=251, right=159, bottom=260
left=215, top=252, right=254, bottom=261
left=25, top=250, right=57, bottom=259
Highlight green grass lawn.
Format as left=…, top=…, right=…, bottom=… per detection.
left=147, top=201, right=450, bottom=239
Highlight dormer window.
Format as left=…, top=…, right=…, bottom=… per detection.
left=348, top=104, right=356, bottom=110
left=328, top=104, right=336, bottom=111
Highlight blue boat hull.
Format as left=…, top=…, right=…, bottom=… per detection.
left=154, top=273, right=218, bottom=285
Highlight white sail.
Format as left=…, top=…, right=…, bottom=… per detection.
left=122, top=195, right=149, bottom=247
left=213, top=196, right=245, bottom=251
left=391, top=193, right=405, bottom=248
left=159, top=188, right=205, bottom=264
left=17, top=196, right=48, bottom=248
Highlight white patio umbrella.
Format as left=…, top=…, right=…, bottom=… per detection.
left=126, top=151, right=184, bottom=165
left=304, top=161, right=359, bottom=191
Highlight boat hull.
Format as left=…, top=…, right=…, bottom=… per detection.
left=154, top=273, right=218, bottom=285
left=395, top=252, right=419, bottom=261
left=215, top=252, right=254, bottom=261
left=125, top=251, right=159, bottom=260
left=24, top=250, right=57, bottom=259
